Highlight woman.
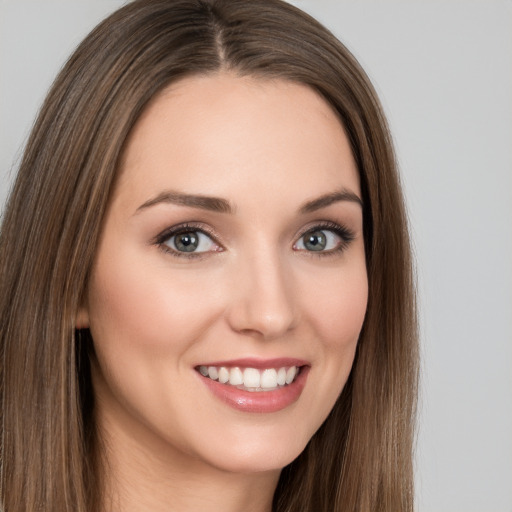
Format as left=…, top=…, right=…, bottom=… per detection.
left=0, top=1, right=418, bottom=511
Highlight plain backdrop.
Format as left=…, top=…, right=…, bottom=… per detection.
left=1, top=1, right=511, bottom=511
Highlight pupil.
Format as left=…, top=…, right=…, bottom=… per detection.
left=304, top=230, right=326, bottom=251
left=175, top=232, right=199, bottom=252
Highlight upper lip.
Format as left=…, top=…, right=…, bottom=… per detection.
left=195, top=357, right=310, bottom=369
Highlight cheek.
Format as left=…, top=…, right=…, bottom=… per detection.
left=300, top=258, right=367, bottom=385
left=84, top=249, right=227, bottom=444
left=86, top=248, right=222, bottom=361
left=301, top=262, right=368, bottom=350
left=288, top=261, right=367, bottom=443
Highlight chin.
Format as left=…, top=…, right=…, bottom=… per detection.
left=192, top=426, right=312, bottom=475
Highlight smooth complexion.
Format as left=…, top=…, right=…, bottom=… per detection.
left=78, top=74, right=368, bottom=512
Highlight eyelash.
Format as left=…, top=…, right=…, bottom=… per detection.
left=153, top=221, right=356, bottom=259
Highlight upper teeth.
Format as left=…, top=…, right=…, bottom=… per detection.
left=198, top=365, right=298, bottom=390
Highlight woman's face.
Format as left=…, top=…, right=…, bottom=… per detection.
left=80, top=74, right=368, bottom=474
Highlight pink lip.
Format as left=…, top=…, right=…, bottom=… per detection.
left=196, top=361, right=310, bottom=414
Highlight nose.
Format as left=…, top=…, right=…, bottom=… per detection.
left=226, top=250, right=299, bottom=340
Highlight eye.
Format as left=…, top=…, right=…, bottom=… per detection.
left=293, top=223, right=354, bottom=254
left=295, top=229, right=339, bottom=252
left=156, top=225, right=222, bottom=257
left=165, top=230, right=217, bottom=253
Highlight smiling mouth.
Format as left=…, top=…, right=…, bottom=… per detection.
left=196, top=365, right=301, bottom=392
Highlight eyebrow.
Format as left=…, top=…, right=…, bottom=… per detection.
left=136, top=190, right=234, bottom=214
left=135, top=187, right=362, bottom=215
left=299, top=189, right=363, bottom=213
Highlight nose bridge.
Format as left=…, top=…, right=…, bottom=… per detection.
left=227, top=243, right=298, bottom=339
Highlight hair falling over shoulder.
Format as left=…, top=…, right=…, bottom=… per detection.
left=0, top=1, right=419, bottom=510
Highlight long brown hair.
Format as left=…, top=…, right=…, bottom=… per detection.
left=0, top=1, right=418, bottom=510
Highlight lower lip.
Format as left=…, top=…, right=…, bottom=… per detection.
left=198, top=367, right=310, bottom=413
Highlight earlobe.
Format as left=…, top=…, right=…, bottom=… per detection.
left=75, top=306, right=90, bottom=329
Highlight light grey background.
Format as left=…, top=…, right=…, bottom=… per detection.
left=1, top=1, right=511, bottom=511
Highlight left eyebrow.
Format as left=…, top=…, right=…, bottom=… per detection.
left=299, top=188, right=363, bottom=214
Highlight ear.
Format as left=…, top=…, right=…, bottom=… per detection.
left=75, top=305, right=90, bottom=329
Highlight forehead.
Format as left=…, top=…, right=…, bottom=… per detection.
left=115, top=73, right=359, bottom=208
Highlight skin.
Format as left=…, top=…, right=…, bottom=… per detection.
left=78, top=73, right=368, bottom=512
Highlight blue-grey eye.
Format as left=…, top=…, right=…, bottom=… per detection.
left=165, top=231, right=217, bottom=253
left=295, top=229, right=342, bottom=252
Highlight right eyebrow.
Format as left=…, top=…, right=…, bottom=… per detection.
left=135, top=190, right=234, bottom=215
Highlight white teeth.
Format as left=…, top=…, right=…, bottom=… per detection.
left=229, top=367, right=244, bottom=386
left=243, top=368, right=261, bottom=388
left=208, top=366, right=218, bottom=380
left=218, top=366, right=230, bottom=384
left=199, top=364, right=301, bottom=390
left=285, top=366, right=297, bottom=384
left=261, top=369, right=278, bottom=389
